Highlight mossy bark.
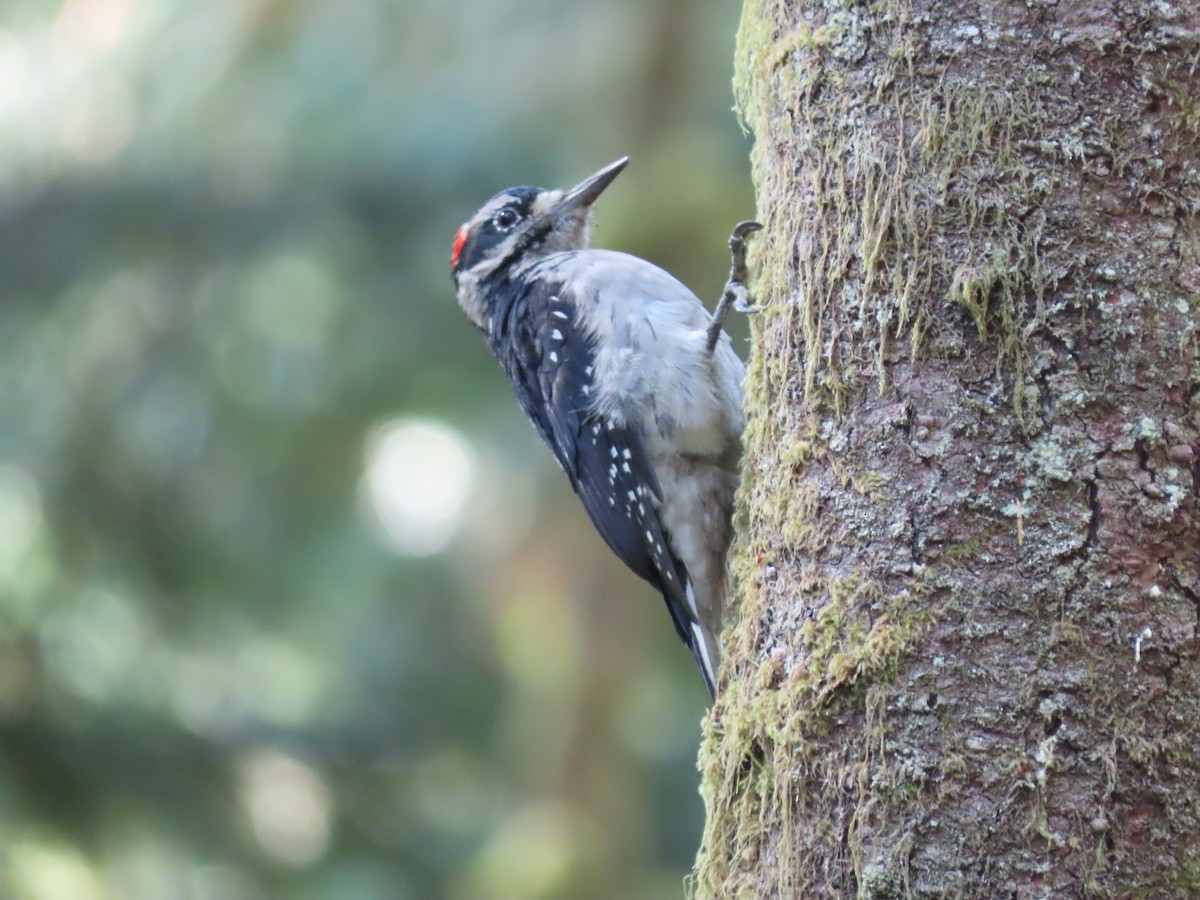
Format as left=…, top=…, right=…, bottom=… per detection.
left=694, top=0, right=1200, bottom=896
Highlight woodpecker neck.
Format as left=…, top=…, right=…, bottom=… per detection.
left=456, top=254, right=558, bottom=349
left=453, top=264, right=508, bottom=336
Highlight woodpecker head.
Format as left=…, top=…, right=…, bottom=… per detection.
left=451, top=156, right=629, bottom=330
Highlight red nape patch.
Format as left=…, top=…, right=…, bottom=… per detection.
left=451, top=224, right=469, bottom=270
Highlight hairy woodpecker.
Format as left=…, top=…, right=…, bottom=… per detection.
left=451, top=157, right=757, bottom=698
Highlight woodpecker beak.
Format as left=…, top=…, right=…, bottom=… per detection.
left=553, top=156, right=629, bottom=215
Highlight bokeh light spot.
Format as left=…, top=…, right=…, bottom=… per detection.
left=0, top=466, right=45, bottom=582
left=238, top=749, right=333, bottom=868
left=0, top=32, right=32, bottom=129
left=360, top=418, right=475, bottom=556
left=455, top=803, right=579, bottom=900
left=54, top=0, right=136, bottom=58
left=59, top=69, right=135, bottom=164
left=43, top=588, right=148, bottom=702
left=9, top=840, right=104, bottom=900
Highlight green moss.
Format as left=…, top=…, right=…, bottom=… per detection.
left=945, top=533, right=987, bottom=559
left=694, top=536, right=931, bottom=896
left=694, top=5, right=951, bottom=895
left=734, top=0, right=1065, bottom=419
left=1164, top=848, right=1200, bottom=893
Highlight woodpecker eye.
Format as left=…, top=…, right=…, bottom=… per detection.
left=492, top=207, right=520, bottom=231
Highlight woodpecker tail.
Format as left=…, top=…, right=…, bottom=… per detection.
left=682, top=580, right=721, bottom=700
left=688, top=619, right=720, bottom=700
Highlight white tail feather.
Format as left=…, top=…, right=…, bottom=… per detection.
left=690, top=620, right=718, bottom=693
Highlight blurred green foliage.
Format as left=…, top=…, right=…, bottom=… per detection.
left=0, top=0, right=753, bottom=897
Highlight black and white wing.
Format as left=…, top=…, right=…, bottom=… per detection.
left=490, top=280, right=716, bottom=695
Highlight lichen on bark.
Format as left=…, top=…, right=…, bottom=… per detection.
left=694, top=1, right=1200, bottom=897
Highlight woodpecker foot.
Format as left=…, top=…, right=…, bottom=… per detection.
left=706, top=220, right=763, bottom=354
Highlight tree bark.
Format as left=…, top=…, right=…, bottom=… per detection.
left=695, top=0, right=1200, bottom=897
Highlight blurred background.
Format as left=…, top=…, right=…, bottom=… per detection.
left=0, top=0, right=753, bottom=897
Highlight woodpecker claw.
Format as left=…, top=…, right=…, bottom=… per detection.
left=730, top=219, right=763, bottom=243
left=707, top=220, right=763, bottom=354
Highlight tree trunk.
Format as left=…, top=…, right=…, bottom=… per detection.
left=694, top=0, right=1200, bottom=897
